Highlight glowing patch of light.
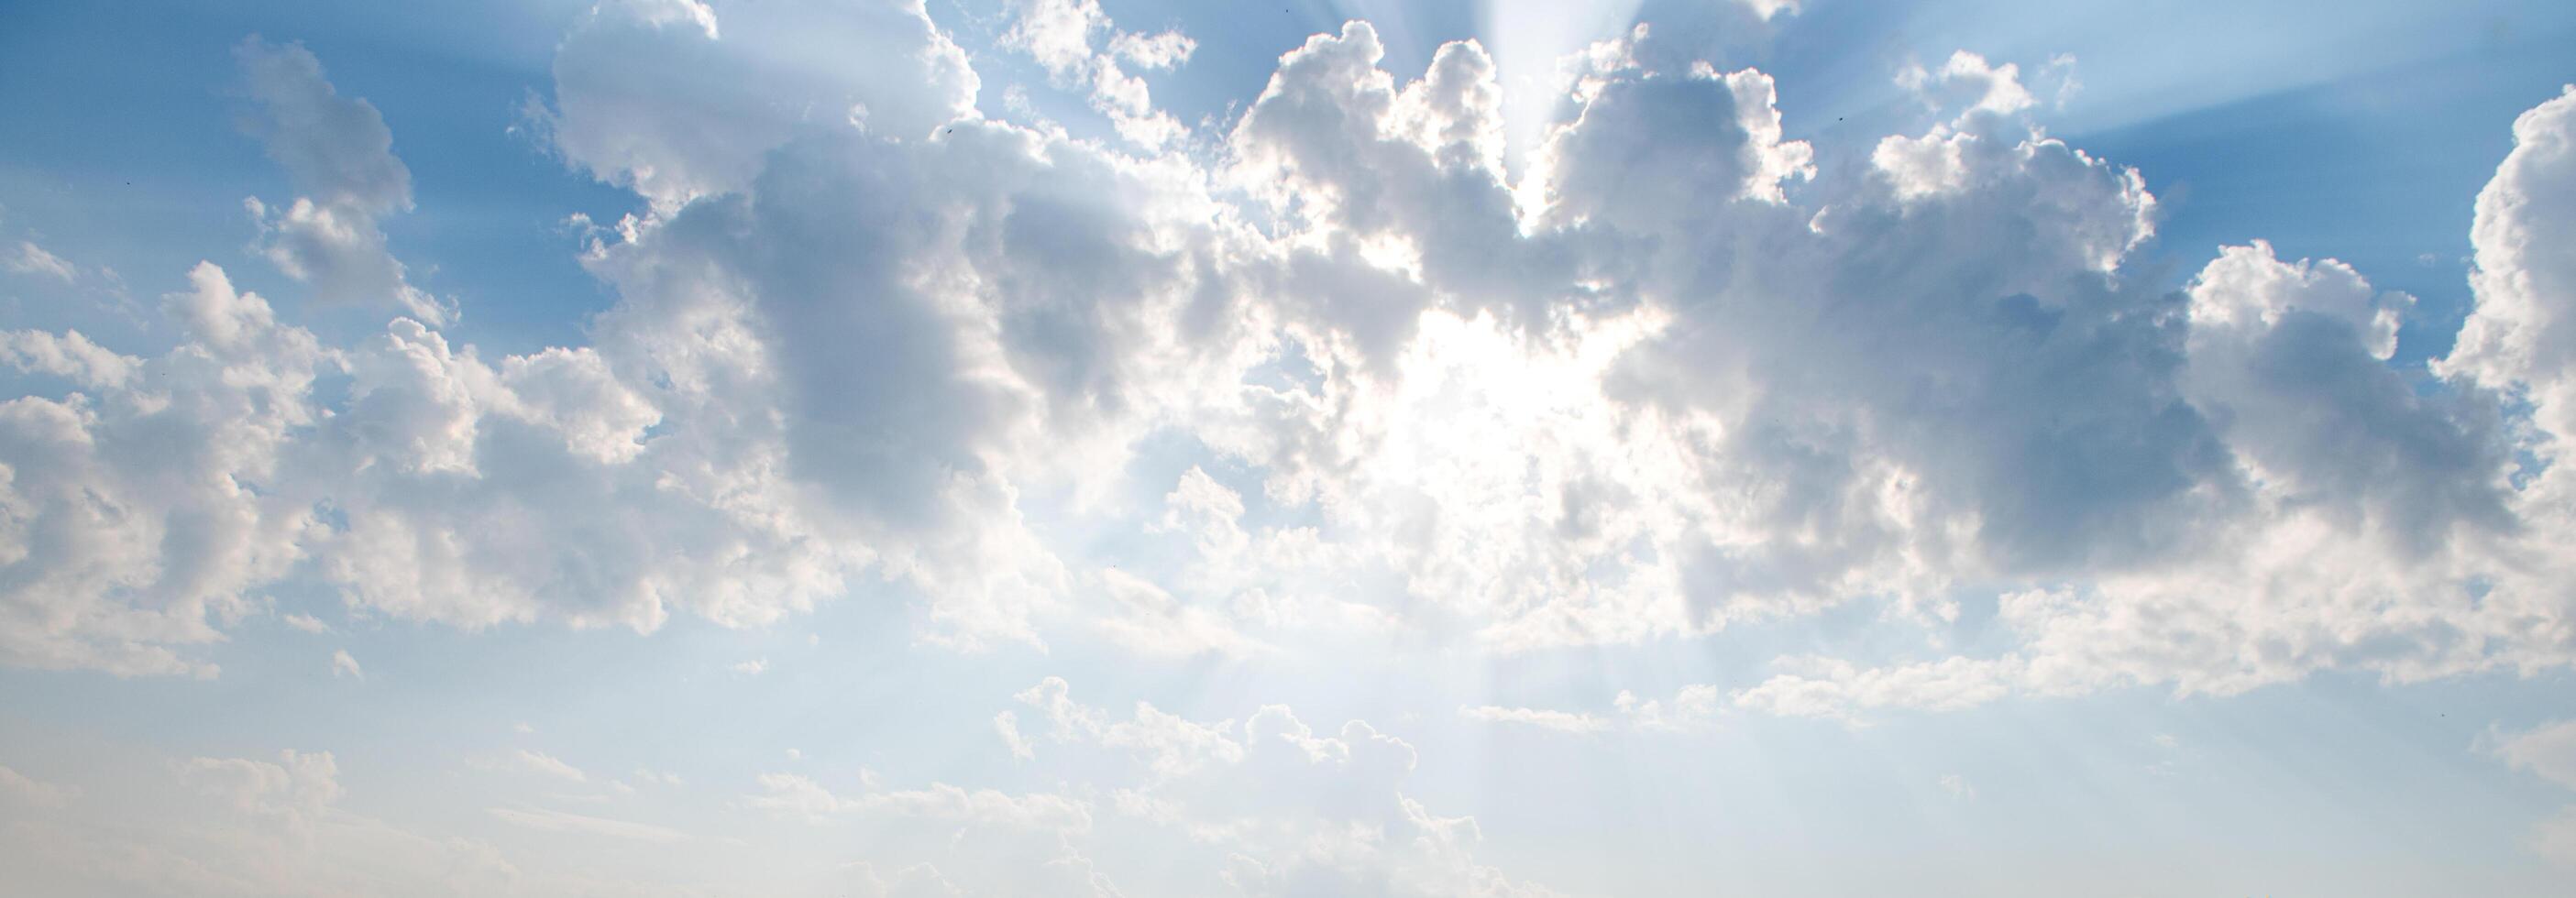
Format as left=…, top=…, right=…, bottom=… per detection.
left=1475, top=0, right=1647, bottom=180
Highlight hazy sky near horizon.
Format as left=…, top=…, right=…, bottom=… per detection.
left=4, top=1, right=2576, bottom=894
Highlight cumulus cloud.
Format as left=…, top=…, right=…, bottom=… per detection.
left=235, top=38, right=448, bottom=323
left=0, top=3, right=2570, bottom=736
left=0, top=263, right=320, bottom=676
left=998, top=0, right=1194, bottom=147
left=2442, top=86, right=2576, bottom=444
left=537, top=0, right=978, bottom=210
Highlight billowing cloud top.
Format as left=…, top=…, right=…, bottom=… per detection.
left=2, top=0, right=2574, bottom=893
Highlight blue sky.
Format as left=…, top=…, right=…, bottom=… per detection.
left=4, top=1, right=2576, bottom=895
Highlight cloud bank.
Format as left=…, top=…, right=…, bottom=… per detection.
left=1, top=0, right=2570, bottom=737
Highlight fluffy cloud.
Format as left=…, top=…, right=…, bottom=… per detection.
left=999, top=0, right=1194, bottom=147
left=2443, top=86, right=2576, bottom=448
left=236, top=38, right=447, bottom=324
left=2, top=3, right=2571, bottom=728
left=0, top=264, right=321, bottom=676
left=538, top=0, right=979, bottom=210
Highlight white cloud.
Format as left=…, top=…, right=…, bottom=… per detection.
left=2538, top=806, right=2576, bottom=868
left=4, top=240, right=76, bottom=282
left=9, top=10, right=2576, bottom=894
left=329, top=648, right=362, bottom=678
left=1741, top=0, right=1801, bottom=20
left=2495, top=719, right=2576, bottom=790
left=235, top=38, right=448, bottom=324
left=2183, top=241, right=2504, bottom=555
left=1613, top=685, right=1725, bottom=732
left=999, top=0, right=1193, bottom=147
left=538, top=0, right=978, bottom=210
left=486, top=805, right=688, bottom=843
left=0, top=763, right=78, bottom=808
left=743, top=771, right=1091, bottom=833
left=480, top=749, right=588, bottom=784
left=995, top=710, right=1035, bottom=761
left=1733, top=656, right=2022, bottom=723
left=1457, top=705, right=1608, bottom=734
left=178, top=750, right=344, bottom=829
left=2441, top=86, right=2576, bottom=444
left=1017, top=675, right=1246, bottom=779
left=1899, top=50, right=2037, bottom=118
left=0, top=263, right=319, bottom=677
left=0, top=8, right=2567, bottom=738
left=2490, top=719, right=2576, bottom=868
left=0, top=328, right=136, bottom=388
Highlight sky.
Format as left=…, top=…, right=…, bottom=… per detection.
left=1, top=0, right=2574, bottom=894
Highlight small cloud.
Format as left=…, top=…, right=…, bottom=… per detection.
left=329, top=649, right=363, bottom=679
left=784, top=748, right=802, bottom=761
left=2537, top=806, right=2576, bottom=868
left=514, top=722, right=535, bottom=735
left=2152, top=733, right=2179, bottom=750
left=2492, top=719, right=2576, bottom=790
left=1458, top=704, right=1609, bottom=734
left=478, top=749, right=588, bottom=783
left=731, top=657, right=768, bottom=676
left=0, top=763, right=80, bottom=807
left=281, top=613, right=329, bottom=633
left=2039, top=53, right=2081, bottom=108
left=487, top=805, right=688, bottom=843
left=4, top=241, right=77, bottom=282
left=996, top=711, right=1034, bottom=761
left=1939, top=773, right=1975, bottom=800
